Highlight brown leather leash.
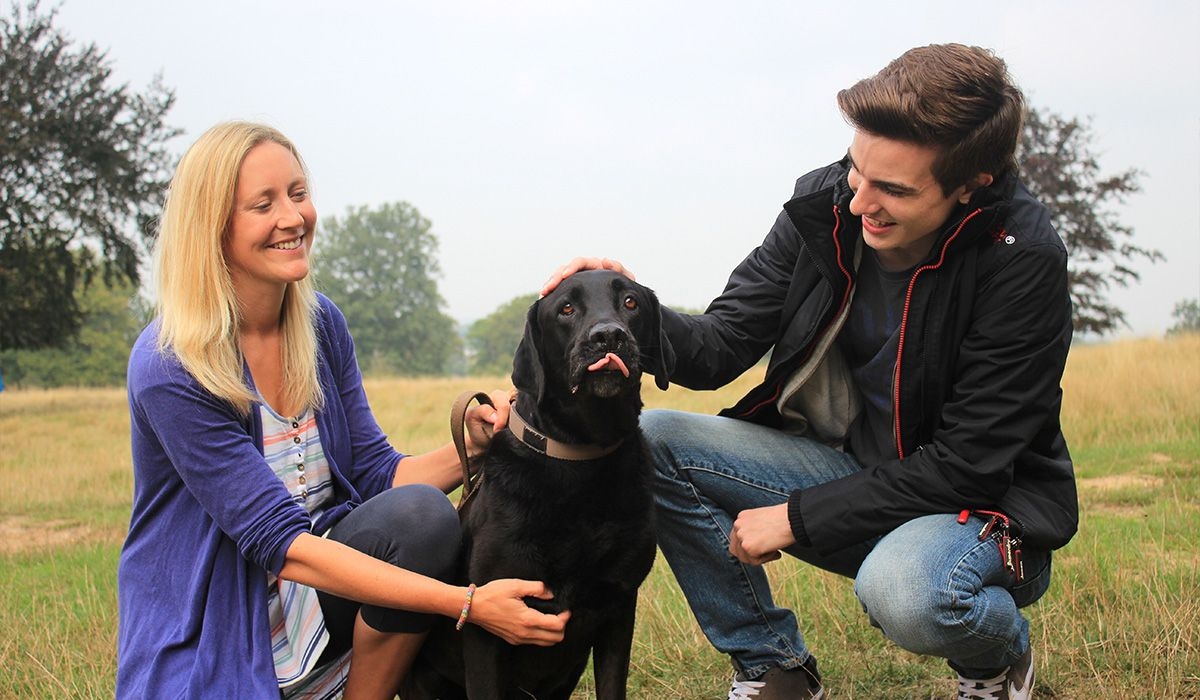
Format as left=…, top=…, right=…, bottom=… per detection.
left=450, top=390, right=495, bottom=511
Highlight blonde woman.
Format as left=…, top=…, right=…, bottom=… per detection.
left=117, top=122, right=568, bottom=699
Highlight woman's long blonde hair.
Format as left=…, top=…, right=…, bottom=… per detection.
left=153, top=121, right=323, bottom=416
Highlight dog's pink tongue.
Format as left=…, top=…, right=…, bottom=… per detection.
left=588, top=353, right=630, bottom=377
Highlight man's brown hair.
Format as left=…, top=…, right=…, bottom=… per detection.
left=837, top=43, right=1025, bottom=195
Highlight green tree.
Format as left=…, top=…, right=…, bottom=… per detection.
left=1018, top=106, right=1161, bottom=335
left=465, top=293, right=537, bottom=376
left=1167, top=298, right=1200, bottom=337
left=313, top=202, right=461, bottom=375
left=0, top=272, right=148, bottom=387
left=0, top=0, right=177, bottom=351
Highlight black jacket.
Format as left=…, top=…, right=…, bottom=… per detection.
left=661, top=158, right=1078, bottom=553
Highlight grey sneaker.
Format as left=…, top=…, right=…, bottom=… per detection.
left=728, top=656, right=824, bottom=700
left=957, top=646, right=1034, bottom=700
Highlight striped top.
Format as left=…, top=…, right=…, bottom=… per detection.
left=259, top=402, right=348, bottom=695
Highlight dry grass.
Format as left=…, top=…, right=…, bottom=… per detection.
left=1060, top=334, right=1200, bottom=449
left=2, top=336, right=1198, bottom=698
left=0, top=387, right=133, bottom=528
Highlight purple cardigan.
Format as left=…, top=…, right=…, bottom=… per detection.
left=117, top=294, right=403, bottom=698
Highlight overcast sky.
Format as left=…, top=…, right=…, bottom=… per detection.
left=55, top=1, right=1199, bottom=336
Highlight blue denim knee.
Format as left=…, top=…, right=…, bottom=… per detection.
left=854, top=513, right=1052, bottom=674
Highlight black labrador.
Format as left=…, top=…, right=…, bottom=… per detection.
left=404, top=269, right=675, bottom=699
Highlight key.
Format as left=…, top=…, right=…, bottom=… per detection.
left=978, top=515, right=999, bottom=541
left=1002, top=531, right=1016, bottom=576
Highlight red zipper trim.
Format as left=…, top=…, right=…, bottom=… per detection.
left=892, top=208, right=982, bottom=459
left=831, top=205, right=856, bottom=320
left=740, top=385, right=782, bottom=417
left=738, top=205, right=855, bottom=418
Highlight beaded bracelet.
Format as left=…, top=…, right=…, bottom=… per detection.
left=455, top=583, right=477, bottom=631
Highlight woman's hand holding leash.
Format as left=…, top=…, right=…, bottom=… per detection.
left=462, top=389, right=513, bottom=458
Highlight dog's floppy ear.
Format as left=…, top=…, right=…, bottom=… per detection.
left=510, top=299, right=546, bottom=403
left=641, top=286, right=676, bottom=391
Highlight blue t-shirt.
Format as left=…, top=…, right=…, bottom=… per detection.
left=837, top=249, right=914, bottom=466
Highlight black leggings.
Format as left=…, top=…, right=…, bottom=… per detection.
left=316, top=484, right=461, bottom=657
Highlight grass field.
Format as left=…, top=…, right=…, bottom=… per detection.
left=1, top=335, right=1198, bottom=698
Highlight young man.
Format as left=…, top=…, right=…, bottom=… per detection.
left=543, top=44, right=1077, bottom=700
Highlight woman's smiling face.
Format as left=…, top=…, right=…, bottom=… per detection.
left=223, top=141, right=317, bottom=298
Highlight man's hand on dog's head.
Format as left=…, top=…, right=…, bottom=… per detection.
left=540, top=257, right=635, bottom=298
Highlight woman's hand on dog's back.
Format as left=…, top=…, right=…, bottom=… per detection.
left=540, top=257, right=635, bottom=298
left=469, top=579, right=570, bottom=646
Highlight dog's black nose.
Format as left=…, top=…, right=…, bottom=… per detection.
left=588, top=321, right=630, bottom=346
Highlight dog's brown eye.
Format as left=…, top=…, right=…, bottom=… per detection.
left=560, top=302, right=575, bottom=316
left=623, top=295, right=637, bottom=311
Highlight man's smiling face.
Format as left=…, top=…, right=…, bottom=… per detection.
left=845, top=131, right=983, bottom=271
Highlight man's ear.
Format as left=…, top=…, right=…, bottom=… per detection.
left=958, top=173, right=995, bottom=204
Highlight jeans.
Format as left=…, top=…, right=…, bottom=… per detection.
left=642, top=409, right=1053, bottom=680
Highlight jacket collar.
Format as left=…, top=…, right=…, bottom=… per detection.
left=828, top=158, right=1013, bottom=264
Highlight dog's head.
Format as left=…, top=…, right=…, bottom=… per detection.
left=512, top=270, right=675, bottom=406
